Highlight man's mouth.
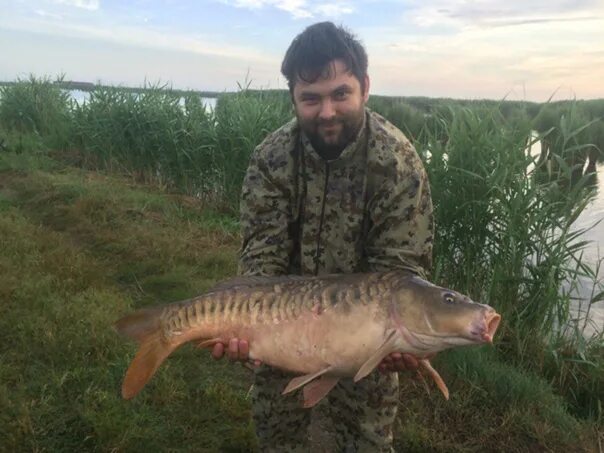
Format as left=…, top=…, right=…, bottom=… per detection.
left=320, top=122, right=341, bottom=134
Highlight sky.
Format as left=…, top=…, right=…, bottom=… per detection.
left=1, top=0, right=603, bottom=101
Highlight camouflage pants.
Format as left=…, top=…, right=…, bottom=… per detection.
left=251, top=366, right=399, bottom=452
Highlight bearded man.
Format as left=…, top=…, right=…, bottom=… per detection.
left=213, top=21, right=434, bottom=452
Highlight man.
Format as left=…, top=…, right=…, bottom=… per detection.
left=212, top=21, right=434, bottom=451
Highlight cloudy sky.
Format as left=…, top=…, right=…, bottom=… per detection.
left=1, top=0, right=603, bottom=101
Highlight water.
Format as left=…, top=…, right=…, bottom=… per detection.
left=528, top=136, right=604, bottom=338
left=567, top=162, right=604, bottom=339
left=69, top=89, right=90, bottom=105
left=67, top=89, right=217, bottom=111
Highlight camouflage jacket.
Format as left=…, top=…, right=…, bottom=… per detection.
left=238, top=108, right=433, bottom=278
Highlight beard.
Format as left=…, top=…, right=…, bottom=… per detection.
left=297, top=107, right=365, bottom=160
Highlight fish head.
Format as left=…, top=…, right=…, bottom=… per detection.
left=391, top=276, right=501, bottom=349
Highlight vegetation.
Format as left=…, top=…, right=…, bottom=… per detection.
left=0, top=78, right=222, bottom=99
left=0, top=75, right=603, bottom=451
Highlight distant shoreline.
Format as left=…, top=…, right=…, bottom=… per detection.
left=0, top=80, right=223, bottom=99
left=1, top=79, right=603, bottom=106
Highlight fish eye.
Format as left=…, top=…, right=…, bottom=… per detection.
left=443, top=293, right=456, bottom=304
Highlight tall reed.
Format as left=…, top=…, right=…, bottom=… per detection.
left=0, top=75, right=72, bottom=149
left=212, top=85, right=292, bottom=208
left=407, top=104, right=602, bottom=418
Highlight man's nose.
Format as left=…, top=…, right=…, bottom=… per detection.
left=319, top=99, right=336, bottom=120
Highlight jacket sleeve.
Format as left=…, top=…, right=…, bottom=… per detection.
left=365, top=143, right=434, bottom=278
left=238, top=143, right=294, bottom=277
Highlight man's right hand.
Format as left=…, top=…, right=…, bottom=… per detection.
left=211, top=338, right=262, bottom=367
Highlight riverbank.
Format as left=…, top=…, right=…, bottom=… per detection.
left=0, top=151, right=600, bottom=451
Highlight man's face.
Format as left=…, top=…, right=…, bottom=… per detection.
left=292, top=59, right=369, bottom=155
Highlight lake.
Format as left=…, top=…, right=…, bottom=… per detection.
left=567, top=162, right=604, bottom=338
left=528, top=137, right=603, bottom=338
left=68, top=89, right=217, bottom=111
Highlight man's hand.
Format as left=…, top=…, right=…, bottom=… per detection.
left=211, top=338, right=262, bottom=368
left=378, top=352, right=435, bottom=374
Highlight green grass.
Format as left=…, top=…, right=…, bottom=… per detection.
left=0, top=151, right=601, bottom=451
left=0, top=153, right=256, bottom=451
left=396, top=348, right=594, bottom=452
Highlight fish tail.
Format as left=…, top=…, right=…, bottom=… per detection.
left=115, top=307, right=178, bottom=399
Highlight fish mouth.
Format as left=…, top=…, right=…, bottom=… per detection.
left=483, top=311, right=501, bottom=343
left=470, top=310, right=501, bottom=344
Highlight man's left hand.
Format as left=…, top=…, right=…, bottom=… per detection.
left=378, top=352, right=432, bottom=374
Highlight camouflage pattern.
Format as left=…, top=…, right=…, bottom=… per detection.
left=252, top=365, right=398, bottom=452
left=239, top=108, right=433, bottom=451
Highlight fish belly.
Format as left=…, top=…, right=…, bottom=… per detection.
left=244, top=303, right=388, bottom=377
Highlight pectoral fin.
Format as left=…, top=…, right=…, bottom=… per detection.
left=303, top=376, right=340, bottom=408
left=282, top=366, right=333, bottom=395
left=195, top=338, right=221, bottom=349
left=419, top=359, right=449, bottom=400
left=353, top=329, right=400, bottom=382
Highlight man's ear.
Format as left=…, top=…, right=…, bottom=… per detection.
left=362, top=76, right=370, bottom=102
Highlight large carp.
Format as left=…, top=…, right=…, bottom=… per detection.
left=115, top=271, right=500, bottom=407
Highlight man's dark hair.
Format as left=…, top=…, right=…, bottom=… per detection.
left=281, top=22, right=368, bottom=94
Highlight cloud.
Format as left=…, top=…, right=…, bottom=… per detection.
left=367, top=15, right=604, bottom=101
left=0, top=14, right=278, bottom=65
left=225, top=0, right=354, bottom=18
left=34, top=9, right=63, bottom=20
left=229, top=0, right=312, bottom=18
left=406, top=0, right=604, bottom=29
left=486, top=15, right=601, bottom=28
left=53, top=0, right=100, bottom=11
left=316, top=2, right=354, bottom=16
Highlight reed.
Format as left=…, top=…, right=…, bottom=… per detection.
left=211, top=84, right=292, bottom=208
left=409, top=103, right=603, bottom=419
left=0, top=75, right=72, bottom=149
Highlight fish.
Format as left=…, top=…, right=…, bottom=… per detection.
left=115, top=271, right=501, bottom=407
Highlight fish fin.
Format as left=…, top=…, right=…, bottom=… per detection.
left=282, top=366, right=333, bottom=395
left=303, top=376, right=340, bottom=408
left=195, top=338, right=221, bottom=349
left=115, top=308, right=179, bottom=400
left=419, top=359, right=449, bottom=400
left=115, top=306, right=163, bottom=342
left=353, top=330, right=400, bottom=382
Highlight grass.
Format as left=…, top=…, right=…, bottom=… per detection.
left=395, top=348, right=600, bottom=452
left=0, top=151, right=601, bottom=451
left=0, top=153, right=258, bottom=451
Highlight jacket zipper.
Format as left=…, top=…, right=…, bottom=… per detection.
left=314, top=161, right=330, bottom=275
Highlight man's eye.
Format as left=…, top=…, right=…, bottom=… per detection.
left=334, top=91, right=348, bottom=100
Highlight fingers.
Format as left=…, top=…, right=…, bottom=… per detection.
left=213, top=338, right=255, bottom=364
left=211, top=342, right=224, bottom=360
left=378, top=353, right=424, bottom=374
left=401, top=353, right=419, bottom=371
left=239, top=340, right=250, bottom=361
left=228, top=338, right=239, bottom=360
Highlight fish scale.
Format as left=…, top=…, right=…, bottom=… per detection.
left=165, top=273, right=407, bottom=337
